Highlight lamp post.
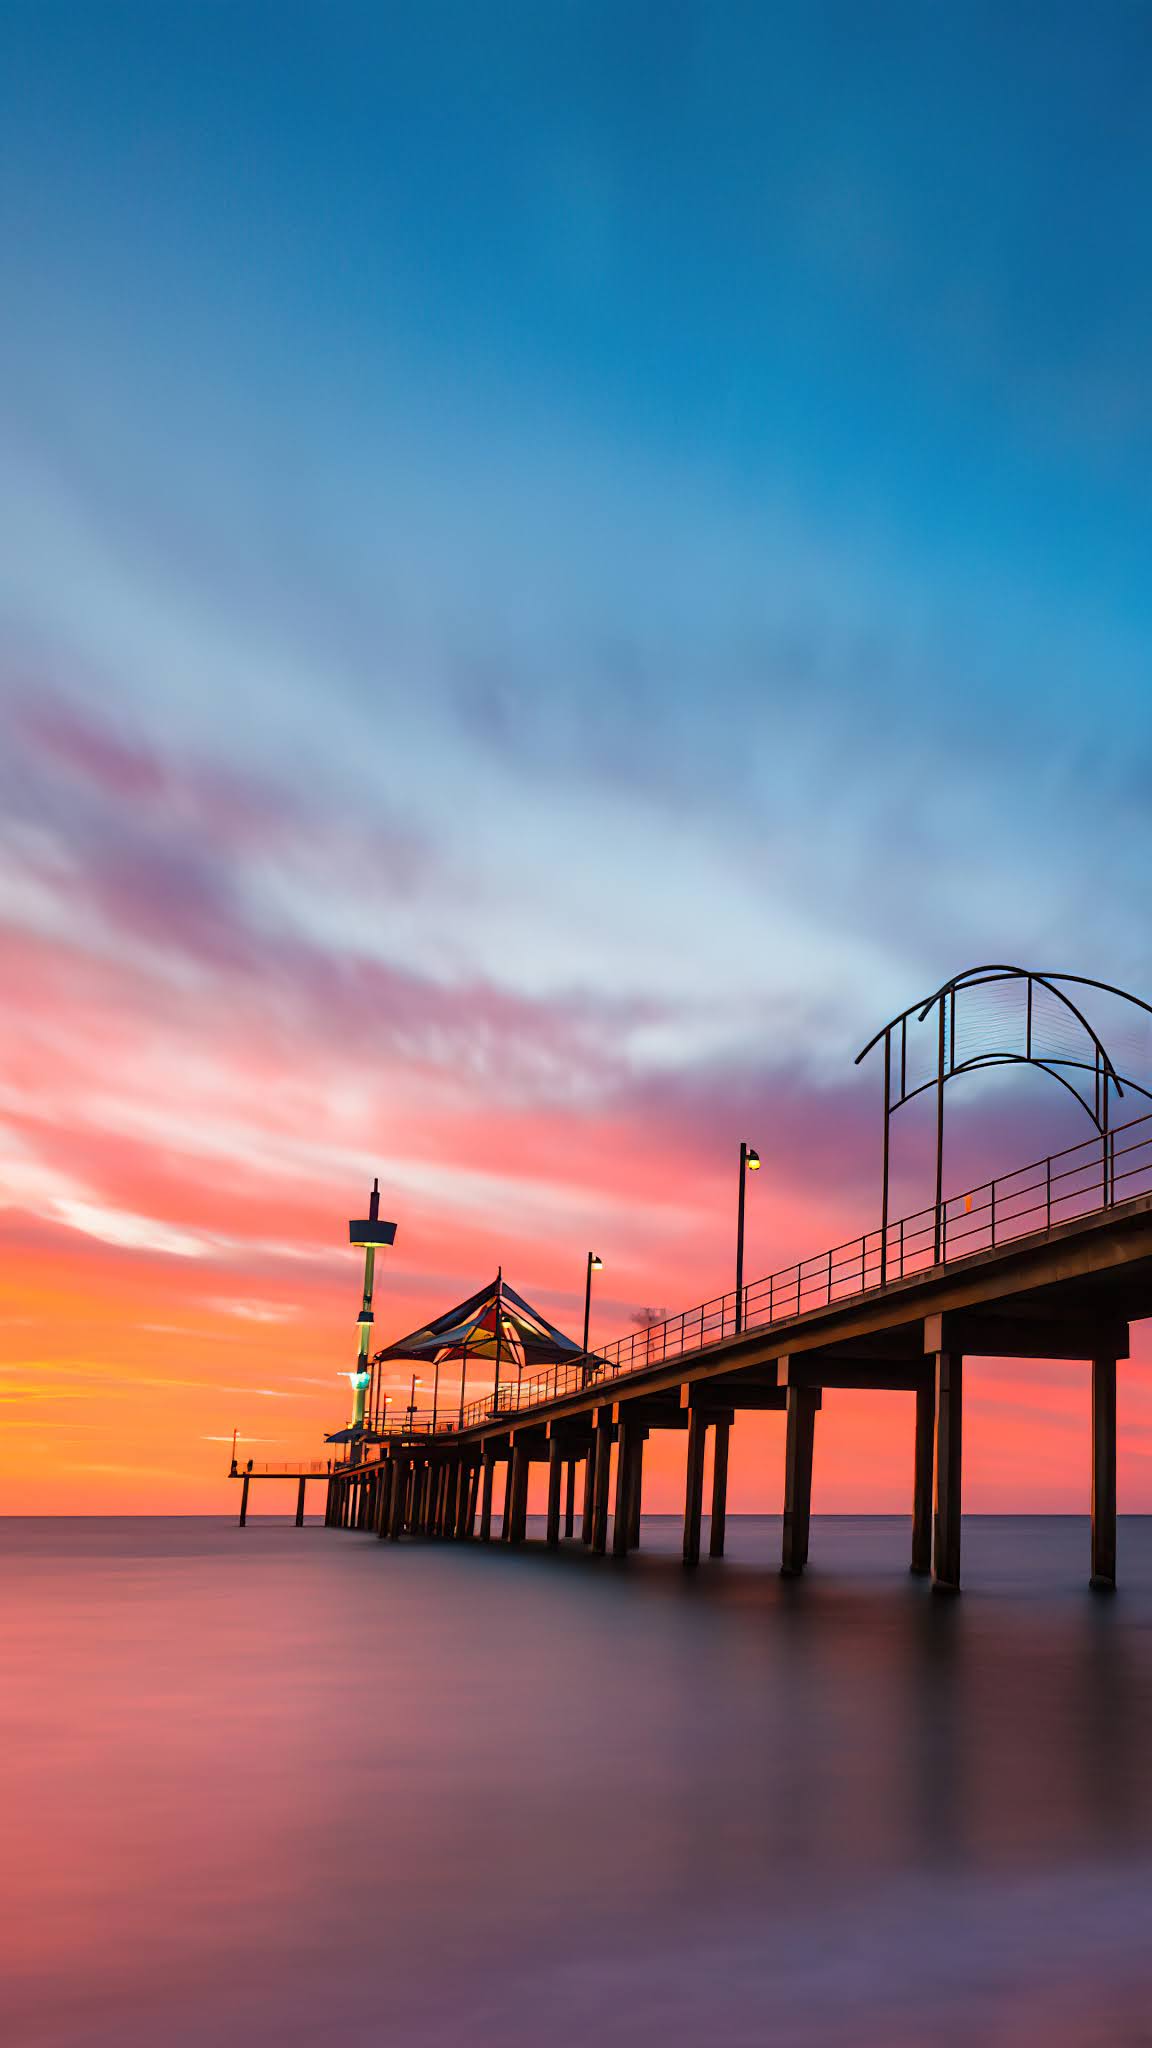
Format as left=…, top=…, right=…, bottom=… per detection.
left=581, top=1252, right=603, bottom=1387
left=583, top=1252, right=603, bottom=1355
left=735, top=1143, right=760, bottom=1334
left=406, top=1374, right=424, bottom=1431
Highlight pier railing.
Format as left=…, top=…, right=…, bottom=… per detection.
left=234, top=1460, right=337, bottom=1476
left=376, top=1110, right=1152, bottom=1443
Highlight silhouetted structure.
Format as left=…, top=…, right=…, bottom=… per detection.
left=235, top=966, right=1152, bottom=1594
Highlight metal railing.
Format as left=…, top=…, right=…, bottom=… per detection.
left=367, top=1110, right=1152, bottom=1444
left=233, top=1460, right=337, bottom=1476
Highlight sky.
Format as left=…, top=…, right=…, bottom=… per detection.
left=3, top=2, right=1152, bottom=1514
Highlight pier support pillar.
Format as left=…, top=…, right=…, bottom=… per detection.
left=591, top=1422, right=613, bottom=1555
left=564, top=1459, right=576, bottom=1538
left=781, top=1386, right=818, bottom=1576
left=911, top=1378, right=935, bottom=1575
left=389, top=1460, right=407, bottom=1539
left=613, top=1425, right=635, bottom=1557
left=456, top=1461, right=474, bottom=1539
left=546, top=1440, right=563, bottom=1547
left=628, top=1433, right=644, bottom=1548
left=581, top=1450, right=596, bottom=1544
left=500, top=1457, right=516, bottom=1542
left=239, top=1473, right=250, bottom=1529
left=1091, top=1354, right=1118, bottom=1590
left=324, top=1476, right=336, bottom=1526
left=460, top=1461, right=477, bottom=1539
left=480, top=1452, right=495, bottom=1541
left=375, top=1462, right=391, bottom=1538
left=295, top=1477, right=306, bottom=1528
left=683, top=1411, right=707, bottom=1566
left=412, top=1463, right=428, bottom=1536
left=931, top=1350, right=963, bottom=1593
left=709, top=1417, right=730, bottom=1558
left=507, top=1445, right=529, bottom=1544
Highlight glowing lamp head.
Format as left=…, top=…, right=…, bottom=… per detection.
left=348, top=1369, right=372, bottom=1392
left=745, top=1148, right=761, bottom=1171
left=590, top=1254, right=603, bottom=1271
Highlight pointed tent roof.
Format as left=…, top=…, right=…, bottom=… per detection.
left=374, top=1274, right=584, bottom=1375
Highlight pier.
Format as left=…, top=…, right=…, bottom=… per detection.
left=237, top=1109, right=1152, bottom=1592
left=232, top=968, right=1152, bottom=1593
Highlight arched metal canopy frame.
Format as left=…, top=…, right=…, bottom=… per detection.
left=855, top=965, right=1152, bottom=1279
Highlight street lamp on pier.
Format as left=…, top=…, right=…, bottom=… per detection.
left=735, top=1143, right=760, bottom=1334
left=582, top=1252, right=603, bottom=1387
left=583, top=1252, right=603, bottom=1355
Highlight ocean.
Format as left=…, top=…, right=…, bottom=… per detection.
left=5, top=1513, right=1152, bottom=2046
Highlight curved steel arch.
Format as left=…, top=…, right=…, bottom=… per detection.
left=855, top=964, right=1152, bottom=1277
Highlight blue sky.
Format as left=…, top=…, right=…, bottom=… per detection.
left=5, top=1, right=1152, bottom=1052
left=3, top=5, right=1152, bottom=1505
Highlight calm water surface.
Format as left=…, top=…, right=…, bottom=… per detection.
left=5, top=1514, right=1152, bottom=2047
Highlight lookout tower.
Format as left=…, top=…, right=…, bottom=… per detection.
left=347, top=1179, right=397, bottom=1433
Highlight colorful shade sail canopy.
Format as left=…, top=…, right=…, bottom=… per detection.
left=374, top=1273, right=584, bottom=1375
